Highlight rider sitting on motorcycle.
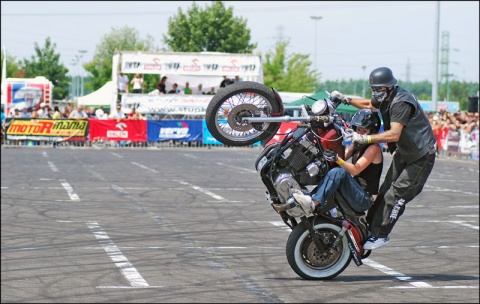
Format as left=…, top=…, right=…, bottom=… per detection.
left=293, top=109, right=383, bottom=215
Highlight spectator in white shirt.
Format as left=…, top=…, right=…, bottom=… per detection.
left=68, top=105, right=88, bottom=120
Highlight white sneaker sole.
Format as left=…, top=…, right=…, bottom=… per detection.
left=363, top=238, right=391, bottom=250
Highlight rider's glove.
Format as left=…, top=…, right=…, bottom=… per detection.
left=330, top=90, right=352, bottom=105
left=352, top=132, right=372, bottom=148
left=323, top=149, right=338, bottom=162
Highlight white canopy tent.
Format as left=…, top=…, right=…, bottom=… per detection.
left=77, top=81, right=116, bottom=107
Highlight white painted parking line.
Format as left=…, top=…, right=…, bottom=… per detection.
left=59, top=179, right=80, bottom=201
left=420, top=220, right=479, bottom=231
left=131, top=162, right=158, bottom=173
left=387, top=285, right=479, bottom=289
left=216, top=162, right=257, bottom=174
left=111, top=152, right=123, bottom=158
left=42, top=151, right=48, bottom=157
left=175, top=180, right=226, bottom=201
left=86, top=221, right=154, bottom=288
left=182, top=154, right=199, bottom=159
left=48, top=161, right=59, bottom=172
left=423, top=185, right=478, bottom=196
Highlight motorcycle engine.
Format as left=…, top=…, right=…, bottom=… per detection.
left=273, top=173, right=302, bottom=203
left=272, top=134, right=328, bottom=203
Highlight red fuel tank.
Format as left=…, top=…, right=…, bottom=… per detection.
left=317, top=128, right=345, bottom=164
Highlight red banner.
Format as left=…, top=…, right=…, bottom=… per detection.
left=89, top=119, right=147, bottom=142
left=266, top=122, right=300, bottom=145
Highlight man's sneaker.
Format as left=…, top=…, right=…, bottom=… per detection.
left=363, top=235, right=391, bottom=250
left=291, top=190, right=314, bottom=213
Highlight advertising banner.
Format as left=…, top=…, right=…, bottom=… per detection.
left=446, top=130, right=460, bottom=153
left=122, top=94, right=212, bottom=116
left=202, top=119, right=224, bottom=145
left=147, top=120, right=202, bottom=142
left=470, top=129, right=479, bottom=161
left=89, top=119, right=147, bottom=142
left=120, top=52, right=261, bottom=77
left=5, top=118, right=88, bottom=141
left=201, top=119, right=260, bottom=146
left=5, top=81, right=52, bottom=117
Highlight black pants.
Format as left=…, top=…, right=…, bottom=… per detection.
left=117, top=89, right=126, bottom=104
left=366, top=151, right=436, bottom=238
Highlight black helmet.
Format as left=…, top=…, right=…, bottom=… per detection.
left=369, top=67, right=397, bottom=87
left=350, top=109, right=381, bottom=134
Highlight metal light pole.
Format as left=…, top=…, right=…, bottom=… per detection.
left=74, top=55, right=81, bottom=100
left=310, top=16, right=322, bottom=71
left=70, top=58, right=78, bottom=101
left=362, top=65, right=367, bottom=97
left=78, top=50, right=87, bottom=97
left=432, top=1, right=440, bottom=111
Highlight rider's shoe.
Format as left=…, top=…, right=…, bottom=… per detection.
left=363, top=235, right=391, bottom=250
left=292, top=190, right=314, bottom=213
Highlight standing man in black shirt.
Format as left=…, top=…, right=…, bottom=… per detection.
left=331, top=67, right=437, bottom=250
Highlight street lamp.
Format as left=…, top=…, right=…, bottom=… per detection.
left=78, top=50, right=87, bottom=97
left=310, top=16, right=322, bottom=72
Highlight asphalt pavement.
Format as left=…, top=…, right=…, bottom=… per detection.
left=1, top=146, right=479, bottom=303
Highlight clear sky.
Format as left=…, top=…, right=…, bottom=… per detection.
left=1, top=1, right=479, bottom=83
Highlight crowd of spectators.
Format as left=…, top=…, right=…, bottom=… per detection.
left=1, top=102, right=147, bottom=124
left=427, top=110, right=479, bottom=159
left=116, top=73, right=242, bottom=98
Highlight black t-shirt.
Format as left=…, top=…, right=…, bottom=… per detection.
left=389, top=102, right=413, bottom=126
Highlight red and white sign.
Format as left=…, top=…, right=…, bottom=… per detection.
left=4, top=77, right=53, bottom=117
left=266, top=122, right=300, bottom=145
left=89, top=119, right=147, bottom=142
left=120, top=52, right=261, bottom=77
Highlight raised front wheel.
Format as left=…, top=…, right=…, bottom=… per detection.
left=205, top=81, right=283, bottom=146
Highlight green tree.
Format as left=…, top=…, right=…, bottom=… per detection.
left=21, top=37, right=70, bottom=100
left=84, top=26, right=158, bottom=92
left=163, top=1, right=256, bottom=53
left=1, top=52, right=22, bottom=79
left=263, top=40, right=319, bottom=92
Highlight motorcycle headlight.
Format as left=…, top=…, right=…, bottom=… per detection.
left=311, top=99, right=328, bottom=115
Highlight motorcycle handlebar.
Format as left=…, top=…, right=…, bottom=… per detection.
left=241, top=115, right=333, bottom=123
left=241, top=114, right=353, bottom=146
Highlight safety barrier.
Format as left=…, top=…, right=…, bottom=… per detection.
left=2, top=118, right=478, bottom=161
left=1, top=117, right=259, bottom=149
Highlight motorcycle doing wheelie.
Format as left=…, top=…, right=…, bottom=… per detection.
left=205, top=81, right=372, bottom=280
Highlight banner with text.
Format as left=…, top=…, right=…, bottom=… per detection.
left=122, top=94, right=212, bottom=115
left=5, top=118, right=88, bottom=141
left=147, top=120, right=202, bottom=142
left=89, top=119, right=147, bottom=142
left=120, top=52, right=261, bottom=77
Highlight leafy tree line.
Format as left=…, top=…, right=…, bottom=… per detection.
left=1, top=1, right=478, bottom=111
